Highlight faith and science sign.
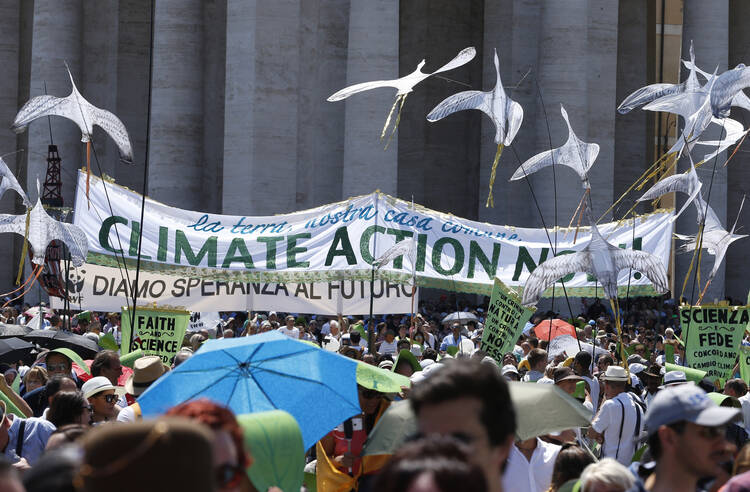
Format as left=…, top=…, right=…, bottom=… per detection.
left=75, top=172, right=672, bottom=297
left=681, top=305, right=750, bottom=382
left=121, top=306, right=189, bottom=364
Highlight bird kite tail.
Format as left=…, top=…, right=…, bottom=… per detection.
left=14, top=208, right=31, bottom=285
left=723, top=131, right=750, bottom=168
left=5, top=258, right=39, bottom=297
left=381, top=95, right=403, bottom=142
left=680, top=226, right=703, bottom=299
left=86, top=140, right=91, bottom=209
left=569, top=190, right=588, bottom=243
left=384, top=94, right=407, bottom=150
left=484, top=143, right=505, bottom=208
left=3, top=263, right=43, bottom=309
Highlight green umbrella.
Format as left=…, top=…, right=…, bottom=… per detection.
left=363, top=381, right=592, bottom=456
left=237, top=410, right=304, bottom=492
left=50, top=347, right=90, bottom=375
left=120, top=349, right=145, bottom=369
left=356, top=361, right=410, bottom=393
left=393, top=349, right=421, bottom=374
left=665, top=362, right=706, bottom=383
left=707, top=392, right=741, bottom=408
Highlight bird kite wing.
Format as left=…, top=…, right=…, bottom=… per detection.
left=642, top=90, right=706, bottom=122
left=504, top=99, right=524, bottom=146
left=426, top=90, right=488, bottom=122
left=11, top=94, right=75, bottom=133
left=521, top=251, right=593, bottom=307
left=711, top=65, right=750, bottom=118
left=45, top=220, right=89, bottom=267
left=0, top=158, right=30, bottom=207
left=429, top=47, right=476, bottom=75
left=327, top=79, right=402, bottom=102
left=90, top=106, right=134, bottom=162
left=617, top=83, right=682, bottom=114
left=610, top=248, right=669, bottom=295
left=508, top=148, right=559, bottom=182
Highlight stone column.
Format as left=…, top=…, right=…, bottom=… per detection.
left=147, top=0, right=204, bottom=209
left=340, top=0, right=399, bottom=198
left=677, top=0, right=728, bottom=303
left=725, top=0, right=750, bottom=302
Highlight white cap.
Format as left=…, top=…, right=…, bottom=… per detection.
left=81, top=376, right=115, bottom=399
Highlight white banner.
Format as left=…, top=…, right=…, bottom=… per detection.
left=74, top=172, right=673, bottom=297
left=48, top=262, right=416, bottom=315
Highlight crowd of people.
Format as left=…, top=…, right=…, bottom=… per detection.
left=0, top=293, right=748, bottom=491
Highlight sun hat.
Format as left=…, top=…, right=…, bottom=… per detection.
left=645, top=384, right=740, bottom=436
left=660, top=370, right=687, bottom=388
left=378, top=359, right=394, bottom=370
left=81, top=376, right=115, bottom=399
left=602, top=365, right=629, bottom=382
left=553, top=366, right=583, bottom=385
left=125, top=356, right=169, bottom=396
left=501, top=364, right=519, bottom=377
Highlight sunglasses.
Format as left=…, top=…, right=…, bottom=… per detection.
left=47, top=363, right=69, bottom=372
left=359, top=389, right=380, bottom=399
left=82, top=405, right=93, bottom=413
left=96, top=394, right=118, bottom=404
left=215, top=463, right=244, bottom=488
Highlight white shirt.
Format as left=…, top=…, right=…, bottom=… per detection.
left=378, top=340, right=398, bottom=356
left=502, top=438, right=560, bottom=492
left=117, top=405, right=137, bottom=423
left=278, top=326, right=300, bottom=339
left=591, top=392, right=644, bottom=465
left=582, top=375, right=600, bottom=414
left=739, top=393, right=750, bottom=433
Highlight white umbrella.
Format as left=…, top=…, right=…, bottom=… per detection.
left=441, top=312, right=478, bottom=324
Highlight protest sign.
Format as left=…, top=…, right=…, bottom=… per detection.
left=481, top=278, right=535, bottom=362
left=681, top=305, right=750, bottom=382
left=121, top=306, right=189, bottom=365
left=740, top=346, right=750, bottom=383
left=49, top=262, right=415, bottom=314
left=75, top=172, right=672, bottom=297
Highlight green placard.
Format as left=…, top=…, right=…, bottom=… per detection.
left=681, top=304, right=750, bottom=382
left=740, top=346, right=750, bottom=384
left=121, top=306, right=189, bottom=365
left=481, top=278, right=535, bottom=363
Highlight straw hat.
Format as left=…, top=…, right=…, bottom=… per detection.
left=125, top=356, right=168, bottom=396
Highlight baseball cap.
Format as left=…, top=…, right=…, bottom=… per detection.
left=82, top=376, right=115, bottom=399
left=645, top=384, right=739, bottom=436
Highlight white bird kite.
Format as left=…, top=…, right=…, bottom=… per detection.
left=618, top=41, right=702, bottom=114
left=510, top=105, right=598, bottom=236
left=521, top=218, right=668, bottom=307
left=683, top=59, right=750, bottom=114
left=12, top=64, right=133, bottom=163
left=327, top=47, right=476, bottom=145
left=676, top=195, right=747, bottom=303
left=0, top=157, right=30, bottom=207
left=426, top=49, right=523, bottom=207
left=637, top=149, right=702, bottom=223
left=709, top=64, right=750, bottom=118
left=0, top=180, right=88, bottom=268
left=695, top=117, right=750, bottom=163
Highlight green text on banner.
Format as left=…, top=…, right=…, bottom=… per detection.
left=121, top=306, right=189, bottom=365
left=481, top=278, right=535, bottom=362
left=681, top=305, right=750, bottom=382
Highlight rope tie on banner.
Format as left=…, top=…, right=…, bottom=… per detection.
left=14, top=208, right=31, bottom=285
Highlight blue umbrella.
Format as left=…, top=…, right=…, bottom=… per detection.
left=137, top=331, right=361, bottom=449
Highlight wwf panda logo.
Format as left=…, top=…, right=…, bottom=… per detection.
left=65, top=269, right=86, bottom=293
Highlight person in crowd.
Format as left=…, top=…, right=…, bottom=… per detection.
left=372, top=435, right=488, bottom=492
left=573, top=351, right=600, bottom=413
left=579, top=458, right=634, bottom=492
left=172, top=348, right=193, bottom=369
left=320, top=385, right=389, bottom=477
left=118, top=355, right=169, bottom=422
left=502, top=364, right=520, bottom=382
left=631, top=384, right=739, bottom=491
left=0, top=457, right=24, bottom=492
left=724, top=378, right=750, bottom=434
left=90, top=350, right=122, bottom=387
left=523, top=348, right=548, bottom=382
left=21, top=366, right=48, bottom=396
left=44, top=423, right=88, bottom=451
left=0, top=400, right=56, bottom=467
left=588, top=366, right=644, bottom=466
left=546, top=442, right=595, bottom=492
left=26, top=375, right=77, bottom=419
left=503, top=435, right=561, bottom=492
left=81, top=376, right=119, bottom=424
left=439, top=322, right=464, bottom=352
left=640, top=365, right=662, bottom=407
left=103, top=312, right=122, bottom=345
left=410, top=359, right=515, bottom=492
left=279, top=314, right=300, bottom=338
left=46, top=391, right=91, bottom=428
left=167, top=399, right=253, bottom=492
left=77, top=417, right=215, bottom=491
left=378, top=329, right=399, bottom=356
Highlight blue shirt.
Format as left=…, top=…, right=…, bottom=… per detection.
left=440, top=334, right=463, bottom=351
left=3, top=415, right=56, bottom=465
